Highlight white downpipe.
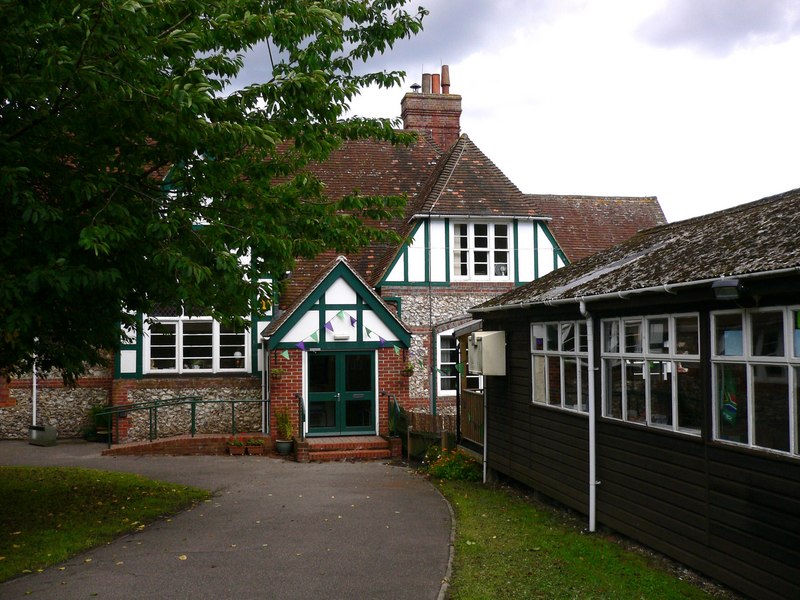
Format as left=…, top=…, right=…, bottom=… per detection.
left=31, top=357, right=38, bottom=427
left=580, top=301, right=598, bottom=533
left=482, top=390, right=488, bottom=484
left=261, top=339, right=267, bottom=434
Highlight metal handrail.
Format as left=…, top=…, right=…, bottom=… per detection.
left=95, top=396, right=265, bottom=448
left=293, top=393, right=306, bottom=440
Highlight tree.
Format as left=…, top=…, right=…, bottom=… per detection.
left=0, top=0, right=426, bottom=383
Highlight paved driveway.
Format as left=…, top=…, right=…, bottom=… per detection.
left=0, top=441, right=452, bottom=600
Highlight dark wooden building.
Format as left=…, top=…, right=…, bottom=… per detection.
left=467, top=189, right=800, bottom=600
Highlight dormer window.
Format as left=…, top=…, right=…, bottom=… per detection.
left=452, top=222, right=510, bottom=280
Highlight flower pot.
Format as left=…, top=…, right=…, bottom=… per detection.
left=228, top=446, right=246, bottom=455
left=275, top=439, right=293, bottom=456
left=246, top=445, right=264, bottom=455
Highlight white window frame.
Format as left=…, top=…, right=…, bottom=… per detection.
left=451, top=222, right=512, bottom=281
left=711, top=307, right=799, bottom=457
left=437, top=330, right=482, bottom=397
left=600, top=313, right=702, bottom=436
left=531, top=320, right=590, bottom=413
left=143, top=315, right=249, bottom=375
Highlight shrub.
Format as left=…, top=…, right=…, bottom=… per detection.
left=422, top=446, right=482, bottom=482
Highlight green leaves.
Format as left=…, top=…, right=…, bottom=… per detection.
left=0, top=0, right=425, bottom=382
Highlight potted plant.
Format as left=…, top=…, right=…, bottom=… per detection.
left=226, top=436, right=246, bottom=455
left=245, top=437, right=266, bottom=455
left=400, top=362, right=415, bottom=377
left=270, top=367, right=286, bottom=380
left=274, top=410, right=294, bottom=456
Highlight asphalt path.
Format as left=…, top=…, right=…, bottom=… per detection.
left=0, top=440, right=453, bottom=600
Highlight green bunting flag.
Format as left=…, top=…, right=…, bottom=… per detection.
left=280, top=350, right=290, bottom=360
left=393, top=345, right=400, bottom=355
left=310, top=331, right=319, bottom=342
left=455, top=362, right=466, bottom=374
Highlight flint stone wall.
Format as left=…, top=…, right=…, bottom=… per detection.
left=126, top=386, right=263, bottom=442
left=0, top=387, right=109, bottom=439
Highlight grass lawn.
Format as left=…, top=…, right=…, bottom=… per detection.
left=437, top=479, right=732, bottom=600
left=0, top=466, right=210, bottom=582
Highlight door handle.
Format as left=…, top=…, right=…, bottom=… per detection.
left=334, top=392, right=341, bottom=401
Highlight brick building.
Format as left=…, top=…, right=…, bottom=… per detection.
left=1, top=66, right=666, bottom=449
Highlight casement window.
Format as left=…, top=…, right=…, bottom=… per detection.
left=452, top=222, right=510, bottom=280
left=531, top=321, right=590, bottom=412
left=712, top=308, right=799, bottom=456
left=144, top=312, right=248, bottom=374
left=438, top=332, right=482, bottom=396
left=601, top=314, right=701, bottom=434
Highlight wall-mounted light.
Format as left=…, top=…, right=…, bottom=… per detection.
left=712, top=278, right=743, bottom=301
left=333, top=333, right=350, bottom=341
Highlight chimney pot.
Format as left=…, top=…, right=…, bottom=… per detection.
left=421, top=73, right=432, bottom=94
left=441, top=65, right=450, bottom=94
left=432, top=73, right=440, bottom=94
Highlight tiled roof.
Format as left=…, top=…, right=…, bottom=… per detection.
left=278, top=135, right=441, bottom=307
left=526, top=195, right=666, bottom=262
left=412, top=135, right=530, bottom=216
left=473, top=188, right=800, bottom=312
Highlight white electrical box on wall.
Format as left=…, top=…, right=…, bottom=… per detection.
left=467, top=331, right=506, bottom=375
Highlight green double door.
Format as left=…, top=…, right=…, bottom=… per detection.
left=307, top=352, right=375, bottom=435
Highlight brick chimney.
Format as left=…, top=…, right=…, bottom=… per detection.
left=401, top=65, right=462, bottom=150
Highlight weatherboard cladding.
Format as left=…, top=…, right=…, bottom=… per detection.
left=475, top=187, right=800, bottom=310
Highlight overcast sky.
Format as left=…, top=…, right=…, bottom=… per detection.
left=343, top=0, right=800, bottom=223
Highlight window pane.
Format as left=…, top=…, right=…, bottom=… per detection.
left=532, top=324, right=545, bottom=351
left=547, top=356, right=561, bottom=406
left=753, top=364, right=789, bottom=451
left=545, top=324, right=558, bottom=352
left=474, top=224, right=488, bottom=247
left=649, top=361, right=672, bottom=427
left=715, top=313, right=743, bottom=356
left=454, top=225, right=468, bottom=276
left=624, top=320, right=642, bottom=353
left=794, top=311, right=800, bottom=357
left=561, top=323, right=575, bottom=352
left=625, top=359, right=646, bottom=423
left=219, top=325, right=246, bottom=369
left=675, top=316, right=699, bottom=355
left=345, top=354, right=371, bottom=392
left=440, top=336, right=458, bottom=392
left=603, top=321, right=619, bottom=353
left=677, top=362, right=702, bottom=432
left=494, top=252, right=508, bottom=276
left=717, top=363, right=748, bottom=443
left=604, top=358, right=622, bottom=418
left=183, top=321, right=212, bottom=369
left=309, top=354, right=336, bottom=393
left=579, top=358, right=589, bottom=412
left=532, top=356, right=546, bottom=403
left=474, top=251, right=488, bottom=275
left=150, top=322, right=177, bottom=370
left=647, top=318, right=669, bottom=354
left=796, top=367, right=800, bottom=453
left=564, top=357, right=578, bottom=409
left=578, top=322, right=588, bottom=353
left=494, top=224, right=508, bottom=247
left=751, top=312, right=784, bottom=357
